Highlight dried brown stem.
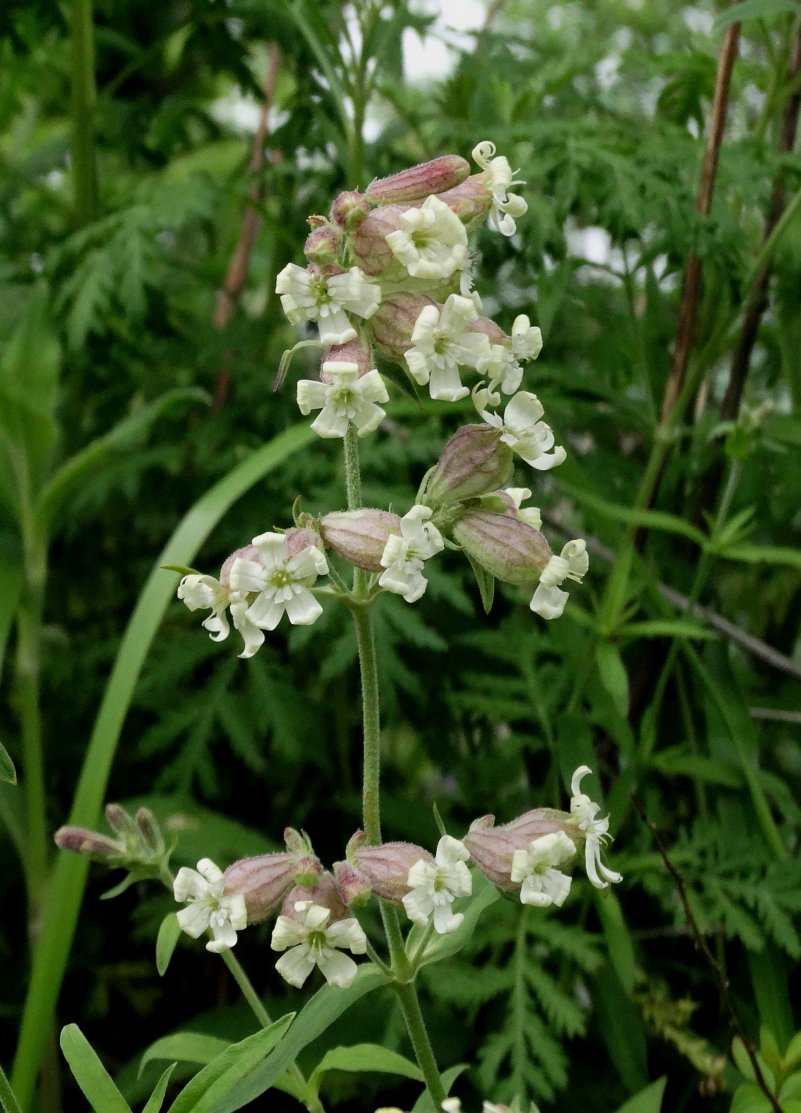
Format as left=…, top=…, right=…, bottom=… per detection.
left=721, top=26, right=801, bottom=421
left=660, top=21, right=741, bottom=421
left=212, top=44, right=282, bottom=411
left=631, top=797, right=784, bottom=1113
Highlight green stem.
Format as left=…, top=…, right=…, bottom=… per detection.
left=15, top=554, right=48, bottom=917
left=351, top=603, right=381, bottom=844
left=393, top=983, right=447, bottom=1107
left=219, top=949, right=320, bottom=1113
left=70, top=0, right=99, bottom=225
left=0, top=1066, right=23, bottom=1113
left=343, top=425, right=363, bottom=512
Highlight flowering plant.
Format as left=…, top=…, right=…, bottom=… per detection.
left=53, top=139, right=622, bottom=1113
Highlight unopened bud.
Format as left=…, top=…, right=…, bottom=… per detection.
left=371, top=293, right=436, bottom=362
left=134, top=807, right=164, bottom=856
left=453, top=510, right=551, bottom=585
left=304, top=222, right=343, bottom=266
left=224, top=850, right=323, bottom=924
left=469, top=316, right=507, bottom=344
left=464, top=810, right=575, bottom=889
left=284, top=527, right=323, bottom=558
left=364, top=156, right=470, bottom=205
left=424, top=425, right=513, bottom=508
left=105, top=803, right=137, bottom=840
left=54, top=826, right=123, bottom=861
left=333, top=860, right=372, bottom=906
left=321, top=509, right=402, bottom=572
left=435, top=175, right=492, bottom=229
left=330, top=190, right=370, bottom=231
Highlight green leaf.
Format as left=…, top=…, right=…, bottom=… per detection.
left=308, top=1044, right=423, bottom=1099
left=11, top=423, right=315, bottom=1109
left=466, top=553, right=495, bottom=613
left=559, top=482, right=708, bottom=548
left=719, top=544, right=801, bottom=571
left=212, top=966, right=391, bottom=1112
left=156, top=914, right=183, bottom=977
left=0, top=742, right=16, bottom=785
left=142, top=1064, right=178, bottom=1113
left=413, top=872, right=500, bottom=969
left=34, top=387, right=209, bottom=534
left=141, top=1033, right=228, bottom=1077
left=715, top=0, right=801, bottom=28
left=730, top=1083, right=773, bottom=1113
left=165, top=1016, right=293, bottom=1113
left=592, top=962, right=648, bottom=1092
left=596, top=642, right=629, bottom=718
left=651, top=749, right=742, bottom=787
left=59, top=1025, right=134, bottom=1113
left=612, top=1076, right=667, bottom=1113
left=618, top=620, right=716, bottom=641
left=0, top=285, right=60, bottom=419
left=410, top=1065, right=467, bottom=1113
left=0, top=1065, right=23, bottom=1113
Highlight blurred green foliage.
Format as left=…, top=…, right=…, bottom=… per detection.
left=1, top=0, right=800, bottom=1110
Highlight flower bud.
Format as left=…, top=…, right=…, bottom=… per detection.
left=105, top=802, right=137, bottom=840
left=134, top=807, right=164, bottom=856
left=350, top=205, right=406, bottom=275
left=330, top=190, right=370, bottom=231
left=320, top=337, right=373, bottom=381
left=304, top=222, right=343, bottom=266
left=452, top=510, right=551, bottom=586
left=224, top=849, right=323, bottom=924
left=281, top=872, right=348, bottom=923
left=364, top=156, right=470, bottom=205
left=435, top=175, right=492, bottom=229
left=343, top=831, right=435, bottom=905
left=320, top=509, right=402, bottom=572
left=468, top=316, right=507, bottom=344
left=333, top=860, right=372, bottom=906
left=464, top=810, right=575, bottom=890
left=423, top=425, right=514, bottom=508
left=284, top=527, right=323, bottom=558
left=371, top=293, right=437, bottom=362
left=54, top=826, right=124, bottom=861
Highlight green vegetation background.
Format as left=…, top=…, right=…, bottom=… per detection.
left=1, top=0, right=800, bottom=1110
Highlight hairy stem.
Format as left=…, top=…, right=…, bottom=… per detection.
left=351, top=602, right=382, bottom=845
left=393, top=982, right=447, bottom=1106
left=220, top=950, right=321, bottom=1113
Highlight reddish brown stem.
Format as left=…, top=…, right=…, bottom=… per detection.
left=660, top=22, right=740, bottom=421
left=721, top=26, right=801, bottom=421
left=212, top=44, right=282, bottom=411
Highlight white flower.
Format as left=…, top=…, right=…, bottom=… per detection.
left=275, top=264, right=381, bottom=345
left=472, top=140, right=528, bottom=236
left=271, top=901, right=367, bottom=988
left=510, top=830, right=576, bottom=907
left=569, top=766, right=623, bottom=888
left=177, top=558, right=268, bottom=659
left=246, top=533, right=328, bottom=631
left=297, top=362, right=389, bottom=439
left=529, top=539, right=588, bottom=620
left=476, top=343, right=523, bottom=398
left=401, top=835, right=472, bottom=934
left=385, top=195, right=469, bottom=280
left=474, top=388, right=567, bottom=471
left=173, top=858, right=248, bottom=953
left=511, top=314, right=543, bottom=361
left=405, top=294, right=491, bottom=402
left=505, top=487, right=542, bottom=531
left=378, top=505, right=444, bottom=603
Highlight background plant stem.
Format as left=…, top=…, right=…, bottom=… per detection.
left=69, top=0, right=99, bottom=226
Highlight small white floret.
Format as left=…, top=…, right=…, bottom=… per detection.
left=401, top=835, right=472, bottom=934
left=271, top=901, right=367, bottom=988
left=173, top=858, right=248, bottom=953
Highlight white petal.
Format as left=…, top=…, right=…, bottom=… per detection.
left=177, top=903, right=211, bottom=939
left=284, top=587, right=323, bottom=626
left=271, top=914, right=308, bottom=951
left=275, top=944, right=316, bottom=988
left=297, top=380, right=329, bottom=415
left=530, top=583, right=569, bottom=620
left=317, top=948, right=359, bottom=987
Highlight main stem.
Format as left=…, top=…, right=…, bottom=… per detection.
left=343, top=427, right=446, bottom=1106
